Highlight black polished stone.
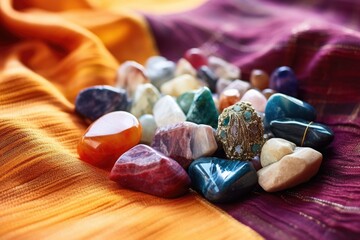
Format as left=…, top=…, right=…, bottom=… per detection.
left=270, top=118, right=334, bottom=149
left=197, top=66, right=219, bottom=93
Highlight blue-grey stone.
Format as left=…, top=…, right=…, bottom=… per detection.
left=146, top=57, right=176, bottom=89
left=269, top=66, right=298, bottom=97
left=188, top=157, right=258, bottom=203
left=265, top=93, right=316, bottom=124
left=75, top=85, right=129, bottom=121
left=270, top=118, right=334, bottom=149
left=197, top=66, right=218, bottom=93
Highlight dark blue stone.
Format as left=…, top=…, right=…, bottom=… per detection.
left=269, top=66, right=298, bottom=97
left=188, top=157, right=258, bottom=203
left=75, top=85, right=129, bottom=121
left=270, top=118, right=334, bottom=149
left=265, top=93, right=316, bottom=124
left=197, top=66, right=218, bottom=93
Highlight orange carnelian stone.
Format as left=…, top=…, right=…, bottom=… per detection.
left=78, top=111, right=141, bottom=170
left=219, top=88, right=241, bottom=112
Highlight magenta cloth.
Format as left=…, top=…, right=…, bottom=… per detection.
left=146, top=0, right=360, bottom=239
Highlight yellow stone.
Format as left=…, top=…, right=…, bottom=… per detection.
left=160, top=74, right=202, bottom=97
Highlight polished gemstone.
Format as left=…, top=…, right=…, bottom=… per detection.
left=197, top=66, right=218, bottom=92
left=153, top=95, right=186, bottom=127
left=219, top=89, right=241, bottom=112
left=152, top=122, right=218, bottom=169
left=139, top=114, right=158, bottom=145
left=146, top=57, right=175, bottom=89
left=115, top=61, right=149, bottom=97
left=75, top=85, right=129, bottom=122
left=265, top=93, right=317, bottom=123
left=269, top=66, right=298, bottom=97
left=77, top=111, right=141, bottom=170
left=240, top=89, right=267, bottom=112
left=160, top=74, right=201, bottom=97
left=177, top=91, right=195, bottom=115
left=216, top=78, right=232, bottom=95
left=270, top=118, right=334, bottom=149
left=184, top=48, right=208, bottom=70
left=186, top=87, right=219, bottom=128
left=260, top=138, right=296, bottom=167
left=250, top=69, right=269, bottom=90
left=223, top=79, right=251, bottom=97
left=217, top=102, right=264, bottom=159
left=175, top=58, right=197, bottom=77
left=257, top=147, right=323, bottom=192
left=208, top=56, right=240, bottom=80
left=110, top=144, right=190, bottom=198
left=188, top=157, right=258, bottom=203
left=131, top=83, right=161, bottom=118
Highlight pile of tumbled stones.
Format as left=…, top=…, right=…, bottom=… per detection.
left=75, top=48, right=334, bottom=203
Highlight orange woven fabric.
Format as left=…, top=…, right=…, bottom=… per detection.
left=0, top=0, right=262, bottom=239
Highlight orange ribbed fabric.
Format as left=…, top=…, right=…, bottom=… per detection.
left=0, top=0, right=263, bottom=239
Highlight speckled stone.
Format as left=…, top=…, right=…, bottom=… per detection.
left=188, top=157, right=257, bottom=203
left=131, top=83, right=161, bottom=118
left=216, top=102, right=264, bottom=160
left=153, top=95, right=186, bottom=127
left=152, top=122, right=218, bottom=169
left=75, top=85, right=129, bottom=121
left=186, top=87, right=219, bottom=128
left=115, top=61, right=149, bottom=98
left=208, top=56, right=241, bottom=80
left=139, top=114, right=158, bottom=145
left=269, top=66, right=298, bottom=97
left=270, top=118, right=334, bottom=149
left=110, top=144, right=190, bottom=198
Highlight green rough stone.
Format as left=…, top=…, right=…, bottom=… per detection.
left=176, top=91, right=195, bottom=115
left=186, top=87, right=219, bottom=128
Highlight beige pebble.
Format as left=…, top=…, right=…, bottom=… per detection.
left=257, top=147, right=323, bottom=192
left=175, top=58, right=197, bottom=77
left=160, top=74, right=201, bottom=97
left=260, top=138, right=296, bottom=167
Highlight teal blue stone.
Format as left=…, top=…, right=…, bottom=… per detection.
left=244, top=111, right=251, bottom=121
left=186, top=87, right=219, bottom=128
left=188, top=157, right=258, bottom=203
left=265, top=93, right=316, bottom=124
left=270, top=118, right=334, bottom=149
left=176, top=91, right=195, bottom=115
left=251, top=144, right=261, bottom=153
left=220, top=130, right=226, bottom=138
left=223, top=116, right=230, bottom=126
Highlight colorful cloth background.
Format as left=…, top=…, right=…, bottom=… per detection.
left=0, top=0, right=359, bottom=239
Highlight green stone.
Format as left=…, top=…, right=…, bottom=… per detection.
left=186, top=87, right=219, bottom=128
left=244, top=111, right=251, bottom=121
left=223, top=116, right=230, bottom=126
left=176, top=91, right=195, bottom=115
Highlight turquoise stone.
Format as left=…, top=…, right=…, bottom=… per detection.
left=265, top=93, right=316, bottom=124
left=186, top=87, right=219, bottom=128
left=270, top=118, right=334, bottom=149
left=188, top=157, right=258, bottom=203
left=176, top=91, right=195, bottom=115
left=269, top=66, right=298, bottom=97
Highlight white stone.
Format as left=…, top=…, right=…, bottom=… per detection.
left=175, top=58, right=197, bottom=77
left=131, top=83, right=161, bottom=118
left=261, top=138, right=296, bottom=167
left=153, top=95, right=186, bottom=127
left=208, top=56, right=241, bottom=80
left=192, top=124, right=218, bottom=158
left=139, top=114, right=158, bottom=145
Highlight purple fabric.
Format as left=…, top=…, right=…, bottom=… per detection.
left=145, top=0, right=360, bottom=239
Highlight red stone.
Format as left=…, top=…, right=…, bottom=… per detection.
left=110, top=144, right=190, bottom=198
left=77, top=111, right=141, bottom=170
left=184, top=48, right=208, bottom=70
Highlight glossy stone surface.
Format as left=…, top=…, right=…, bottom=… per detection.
left=75, top=85, right=129, bottom=121
left=257, top=147, right=323, bottom=192
left=175, top=58, right=196, bottom=77
left=208, top=56, right=240, bottom=80
left=223, top=79, right=251, bottom=97
left=188, top=157, right=258, bottom=203
left=260, top=138, right=296, bottom=167
left=250, top=69, right=269, bottom=90
left=115, top=61, right=149, bottom=97
left=265, top=93, right=317, bottom=123
left=160, top=74, right=201, bottom=97
left=131, top=83, right=161, bottom=118
left=77, top=111, right=141, bottom=170
left=110, top=144, right=190, bottom=198
left=269, top=66, right=298, bottom=97
left=186, top=87, right=219, bottom=128
left=270, top=118, right=334, bottom=149
left=197, top=66, right=218, bottom=92
left=219, top=89, right=241, bottom=112
left=146, top=57, right=176, bottom=89
left=153, top=95, right=186, bottom=127
left=240, top=89, right=267, bottom=112
left=262, top=88, right=276, bottom=99
left=216, top=102, right=264, bottom=159
left=139, top=114, right=158, bottom=145
left=184, top=48, right=208, bottom=70
left=176, top=91, right=195, bottom=115
left=152, top=122, right=218, bottom=169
